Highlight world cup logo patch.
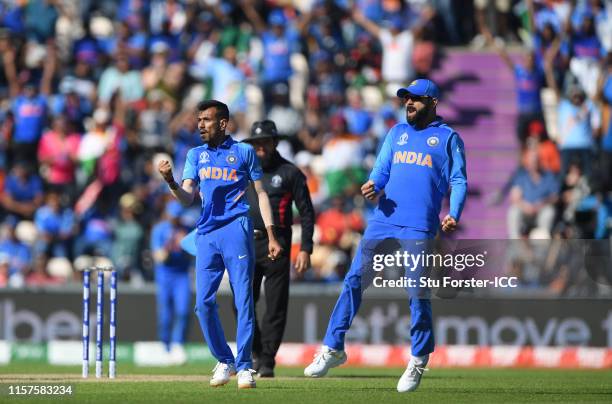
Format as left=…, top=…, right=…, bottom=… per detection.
left=397, top=133, right=409, bottom=145
left=199, top=152, right=210, bottom=164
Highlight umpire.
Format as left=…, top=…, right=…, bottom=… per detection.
left=244, top=120, right=315, bottom=377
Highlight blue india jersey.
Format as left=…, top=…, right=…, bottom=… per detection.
left=369, top=120, right=468, bottom=232
left=182, top=136, right=262, bottom=234
left=151, top=220, right=191, bottom=271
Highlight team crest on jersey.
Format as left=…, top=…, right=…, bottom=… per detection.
left=199, top=152, right=210, bottom=164
left=271, top=174, right=282, bottom=188
left=226, top=154, right=237, bottom=164
left=427, top=136, right=439, bottom=147
left=397, top=133, right=409, bottom=145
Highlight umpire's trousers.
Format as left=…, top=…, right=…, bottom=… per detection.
left=252, top=229, right=291, bottom=369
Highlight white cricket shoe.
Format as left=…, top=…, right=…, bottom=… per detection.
left=304, top=346, right=347, bottom=377
left=237, top=369, right=257, bottom=389
left=397, top=355, right=429, bottom=393
left=210, top=362, right=236, bottom=387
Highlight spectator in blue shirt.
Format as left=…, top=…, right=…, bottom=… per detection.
left=109, top=20, right=148, bottom=69
left=0, top=216, right=32, bottom=286
left=51, top=77, right=93, bottom=132
left=148, top=20, right=182, bottom=64
left=0, top=162, right=44, bottom=220
left=507, top=149, right=559, bottom=238
left=596, top=55, right=612, bottom=192
left=118, top=0, right=150, bottom=29
left=489, top=30, right=544, bottom=145
left=545, top=42, right=601, bottom=179
left=243, top=7, right=301, bottom=110
left=2, top=39, right=56, bottom=166
left=552, top=85, right=599, bottom=178
left=72, top=22, right=103, bottom=70
left=1, top=2, right=25, bottom=35
left=24, top=0, right=58, bottom=42
left=311, top=52, right=345, bottom=112
left=570, top=19, right=602, bottom=60
left=343, top=88, right=373, bottom=137
left=10, top=84, right=48, bottom=163
left=73, top=209, right=113, bottom=259
left=33, top=191, right=75, bottom=259
left=562, top=12, right=603, bottom=98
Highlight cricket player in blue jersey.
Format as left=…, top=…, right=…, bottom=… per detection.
left=151, top=201, right=191, bottom=365
left=158, top=100, right=282, bottom=389
left=304, top=79, right=468, bottom=393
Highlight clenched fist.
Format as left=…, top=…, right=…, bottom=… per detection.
left=441, top=215, right=457, bottom=233
left=267, top=238, right=283, bottom=261
left=158, top=160, right=174, bottom=183
left=361, top=180, right=378, bottom=201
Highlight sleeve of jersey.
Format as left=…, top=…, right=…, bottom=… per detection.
left=368, top=129, right=394, bottom=193
left=245, top=146, right=263, bottom=181
left=448, top=134, right=468, bottom=221
left=291, top=169, right=315, bottom=254
left=182, top=149, right=199, bottom=183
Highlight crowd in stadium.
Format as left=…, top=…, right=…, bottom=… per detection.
left=487, top=0, right=612, bottom=242
left=0, top=0, right=610, bottom=289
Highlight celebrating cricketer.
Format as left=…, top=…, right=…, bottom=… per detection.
left=304, top=79, right=468, bottom=393
left=158, top=100, right=281, bottom=389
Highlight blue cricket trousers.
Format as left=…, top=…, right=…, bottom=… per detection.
left=155, top=267, right=191, bottom=349
left=194, top=215, right=255, bottom=371
left=323, top=220, right=436, bottom=357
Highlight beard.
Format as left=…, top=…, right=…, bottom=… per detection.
left=406, top=106, right=428, bottom=125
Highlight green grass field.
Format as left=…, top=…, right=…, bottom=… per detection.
left=1, top=364, right=611, bottom=403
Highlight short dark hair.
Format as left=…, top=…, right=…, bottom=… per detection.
left=197, top=99, right=229, bottom=121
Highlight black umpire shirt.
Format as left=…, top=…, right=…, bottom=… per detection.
left=247, top=151, right=315, bottom=254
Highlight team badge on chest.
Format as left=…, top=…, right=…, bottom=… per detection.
left=427, top=136, right=439, bottom=147
left=226, top=154, right=237, bottom=164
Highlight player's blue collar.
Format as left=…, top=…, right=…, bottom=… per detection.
left=428, top=117, right=445, bottom=127
left=203, top=135, right=235, bottom=149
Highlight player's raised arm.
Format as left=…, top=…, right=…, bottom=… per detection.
left=158, top=158, right=197, bottom=207
left=485, top=28, right=514, bottom=71
left=352, top=9, right=381, bottom=38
